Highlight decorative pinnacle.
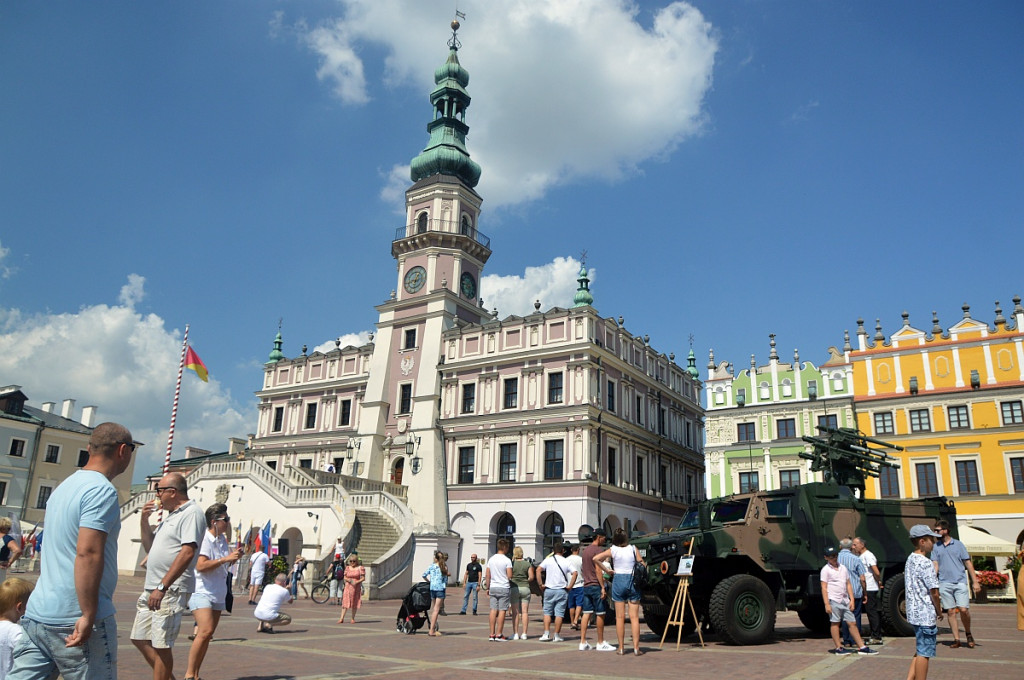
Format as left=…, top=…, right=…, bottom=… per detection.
left=994, top=301, right=1006, bottom=326
left=768, top=334, right=778, bottom=361
left=962, top=303, right=971, bottom=319
left=448, top=19, right=462, bottom=50
left=932, top=311, right=942, bottom=335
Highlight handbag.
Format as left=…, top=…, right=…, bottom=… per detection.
left=631, top=559, right=650, bottom=590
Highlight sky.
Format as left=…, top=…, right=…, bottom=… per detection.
left=2, top=1, right=1022, bottom=484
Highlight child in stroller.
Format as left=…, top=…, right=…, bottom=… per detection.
left=396, top=581, right=434, bottom=634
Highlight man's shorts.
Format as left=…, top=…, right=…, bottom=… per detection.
left=828, top=600, right=855, bottom=624
left=913, top=624, right=938, bottom=657
left=130, top=588, right=188, bottom=649
left=256, top=612, right=292, bottom=626
left=250, top=571, right=265, bottom=587
left=14, top=614, right=118, bottom=680
left=188, top=592, right=225, bottom=612
left=489, top=587, right=510, bottom=611
left=581, top=584, right=607, bottom=615
left=939, top=581, right=969, bottom=610
left=542, top=587, right=569, bottom=618
left=567, top=587, right=584, bottom=609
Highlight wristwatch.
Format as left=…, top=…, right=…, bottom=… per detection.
left=156, top=583, right=167, bottom=592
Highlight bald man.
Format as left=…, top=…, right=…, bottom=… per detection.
left=130, top=472, right=206, bottom=680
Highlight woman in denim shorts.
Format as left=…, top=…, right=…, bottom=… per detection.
left=592, top=528, right=646, bottom=656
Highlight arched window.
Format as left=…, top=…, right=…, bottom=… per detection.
left=541, top=512, right=564, bottom=557
left=416, top=212, right=428, bottom=234
left=461, top=215, right=472, bottom=236
left=495, top=512, right=516, bottom=554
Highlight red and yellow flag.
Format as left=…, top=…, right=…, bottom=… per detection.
left=185, top=346, right=208, bottom=382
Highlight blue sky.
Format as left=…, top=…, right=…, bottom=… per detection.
left=2, top=1, right=1021, bottom=483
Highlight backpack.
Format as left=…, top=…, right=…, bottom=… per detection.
left=631, top=560, right=650, bottom=590
left=528, top=559, right=544, bottom=597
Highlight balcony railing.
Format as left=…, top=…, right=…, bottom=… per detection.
left=394, top=218, right=490, bottom=249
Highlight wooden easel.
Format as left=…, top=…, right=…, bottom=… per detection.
left=659, top=548, right=704, bottom=649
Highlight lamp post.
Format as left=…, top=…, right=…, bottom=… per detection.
left=406, top=436, right=422, bottom=474
left=346, top=438, right=361, bottom=476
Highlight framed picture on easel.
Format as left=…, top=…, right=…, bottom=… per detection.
left=676, top=556, right=695, bottom=576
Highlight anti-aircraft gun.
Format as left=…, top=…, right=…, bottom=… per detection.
left=800, top=426, right=903, bottom=495
left=633, top=427, right=955, bottom=645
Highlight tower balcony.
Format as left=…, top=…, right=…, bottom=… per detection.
left=392, top=218, right=492, bottom=260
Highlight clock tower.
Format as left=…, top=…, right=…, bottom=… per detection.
left=358, top=20, right=489, bottom=546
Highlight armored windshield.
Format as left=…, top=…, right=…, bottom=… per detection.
left=677, top=509, right=699, bottom=530
left=711, top=498, right=750, bottom=524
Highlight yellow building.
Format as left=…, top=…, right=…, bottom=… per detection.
left=849, top=300, right=1024, bottom=546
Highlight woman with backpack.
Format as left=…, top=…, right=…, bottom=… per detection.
left=592, top=528, right=646, bottom=656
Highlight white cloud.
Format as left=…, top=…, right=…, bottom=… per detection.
left=789, top=100, right=820, bottom=123
left=482, top=256, right=593, bottom=317
left=0, top=277, right=251, bottom=483
left=379, top=163, right=411, bottom=211
left=312, top=330, right=374, bottom=353
left=292, top=0, right=718, bottom=208
left=0, top=240, right=15, bottom=280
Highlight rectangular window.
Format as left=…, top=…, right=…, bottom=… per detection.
left=44, top=444, right=59, bottom=464
left=739, top=471, right=759, bottom=494
left=915, top=462, right=938, bottom=496
left=778, top=469, right=801, bottom=489
left=404, top=328, right=417, bottom=349
left=77, top=449, right=89, bottom=467
left=635, top=395, right=643, bottom=424
left=503, top=378, right=518, bottom=409
left=304, top=403, right=317, bottom=429
left=1001, top=400, right=1024, bottom=425
left=909, top=409, right=931, bottom=433
left=339, top=399, right=352, bottom=426
left=607, top=447, right=617, bottom=486
left=36, top=485, right=53, bottom=510
left=879, top=466, right=901, bottom=498
left=272, top=407, right=284, bottom=432
left=0, top=481, right=6, bottom=505
left=544, top=440, right=564, bottom=480
left=817, top=414, right=838, bottom=431
left=462, top=384, right=476, bottom=413
left=458, top=447, right=475, bottom=484
left=948, top=405, right=970, bottom=430
left=399, top=384, right=412, bottom=414
left=874, top=411, right=894, bottom=436
left=1011, top=458, right=1024, bottom=493
left=299, top=458, right=312, bottom=469
left=776, top=418, right=796, bottom=439
left=636, top=457, right=645, bottom=492
left=548, top=373, right=564, bottom=404
left=607, top=380, right=615, bottom=412
left=737, top=422, right=756, bottom=442
left=499, top=443, right=516, bottom=482
left=954, top=460, right=980, bottom=495
left=8, top=439, right=25, bottom=457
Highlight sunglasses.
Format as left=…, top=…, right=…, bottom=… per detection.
left=154, top=486, right=178, bottom=494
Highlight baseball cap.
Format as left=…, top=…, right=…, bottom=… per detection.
left=593, top=528, right=607, bottom=537
left=823, top=547, right=838, bottom=557
left=909, top=524, right=941, bottom=539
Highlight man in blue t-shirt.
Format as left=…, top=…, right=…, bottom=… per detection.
left=932, top=520, right=980, bottom=648
left=837, top=537, right=866, bottom=646
left=8, top=422, right=135, bottom=680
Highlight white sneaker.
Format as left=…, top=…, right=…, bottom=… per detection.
left=539, top=632, right=551, bottom=641
left=596, top=641, right=616, bottom=651
left=512, top=633, right=520, bottom=640
left=579, top=642, right=592, bottom=651
left=553, top=634, right=565, bottom=643
left=520, top=634, right=528, bottom=640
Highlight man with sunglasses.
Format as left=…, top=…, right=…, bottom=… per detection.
left=8, top=422, right=135, bottom=680
left=130, top=472, right=206, bottom=680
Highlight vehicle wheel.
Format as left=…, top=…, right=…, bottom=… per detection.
left=397, top=618, right=414, bottom=634
left=311, top=585, right=329, bottom=604
left=708, top=574, right=776, bottom=645
left=796, top=599, right=831, bottom=636
left=880, top=573, right=914, bottom=637
left=644, top=609, right=696, bottom=639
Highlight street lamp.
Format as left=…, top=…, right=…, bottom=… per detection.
left=406, top=436, right=422, bottom=474
left=346, top=438, right=361, bottom=475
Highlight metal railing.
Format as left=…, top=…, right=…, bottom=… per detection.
left=394, top=218, right=490, bottom=249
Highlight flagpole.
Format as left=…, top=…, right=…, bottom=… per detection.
left=165, top=324, right=189, bottom=474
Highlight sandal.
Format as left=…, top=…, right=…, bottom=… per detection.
left=966, top=634, right=975, bottom=648
left=634, top=648, right=644, bottom=656
left=616, top=649, right=626, bottom=656
left=950, top=640, right=961, bottom=649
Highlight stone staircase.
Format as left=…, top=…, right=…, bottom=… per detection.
left=352, top=509, right=402, bottom=564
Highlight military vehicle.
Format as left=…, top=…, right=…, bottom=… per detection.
left=634, top=426, right=956, bottom=645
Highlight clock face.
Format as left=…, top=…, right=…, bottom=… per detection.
left=404, top=266, right=426, bottom=293
left=460, top=272, right=477, bottom=300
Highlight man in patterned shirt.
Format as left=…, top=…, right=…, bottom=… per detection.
left=904, top=525, right=944, bottom=680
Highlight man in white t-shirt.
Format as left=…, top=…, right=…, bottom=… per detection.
left=483, top=539, right=513, bottom=641
left=248, top=551, right=270, bottom=605
left=565, top=544, right=585, bottom=631
left=254, top=573, right=293, bottom=633
left=538, top=540, right=577, bottom=642
left=853, top=536, right=883, bottom=645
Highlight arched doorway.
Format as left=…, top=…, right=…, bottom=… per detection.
left=495, top=512, right=516, bottom=554
left=392, top=458, right=405, bottom=485
left=541, top=512, right=565, bottom=557
left=278, top=527, right=303, bottom=563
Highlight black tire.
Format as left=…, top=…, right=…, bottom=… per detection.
left=797, top=599, right=831, bottom=636
left=880, top=573, right=914, bottom=637
left=311, top=584, right=330, bottom=605
left=708, top=574, right=777, bottom=645
left=644, top=609, right=696, bottom=639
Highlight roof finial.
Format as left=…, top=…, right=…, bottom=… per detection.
left=843, top=330, right=851, bottom=353
left=994, top=301, right=1006, bottom=326
left=932, top=310, right=942, bottom=335
left=962, top=302, right=971, bottom=319
left=449, top=11, right=463, bottom=50
left=768, top=333, right=778, bottom=361
left=707, top=348, right=715, bottom=370
left=874, top=318, right=884, bottom=343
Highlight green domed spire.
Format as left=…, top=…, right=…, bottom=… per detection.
left=409, top=21, right=481, bottom=188
left=267, top=331, right=284, bottom=364
left=686, top=348, right=699, bottom=379
left=573, top=264, right=593, bottom=308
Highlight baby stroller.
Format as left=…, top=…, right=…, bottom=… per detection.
left=396, top=581, right=433, bottom=634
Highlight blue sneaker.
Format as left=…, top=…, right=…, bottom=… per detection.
left=830, top=647, right=851, bottom=655
left=858, top=646, right=879, bottom=656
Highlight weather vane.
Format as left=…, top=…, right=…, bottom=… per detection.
left=688, top=333, right=695, bottom=349
left=450, top=6, right=466, bottom=49
left=579, top=249, right=588, bottom=267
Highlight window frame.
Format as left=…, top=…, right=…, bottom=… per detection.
left=8, top=439, right=26, bottom=457
left=914, top=461, right=939, bottom=497
left=404, top=328, right=417, bottom=350
left=548, top=372, right=564, bottom=404
left=873, top=411, right=894, bottom=436
left=457, top=446, right=475, bottom=484
left=909, top=408, right=931, bottom=433
left=399, top=384, right=413, bottom=414
left=776, top=418, right=796, bottom=440
left=544, top=440, right=564, bottom=480
left=738, top=471, right=759, bottom=494
left=607, top=379, right=615, bottom=412
left=77, top=449, right=89, bottom=467
left=503, top=378, right=518, bottom=409
left=36, top=484, right=53, bottom=510
left=461, top=383, right=476, bottom=414
left=304, top=402, right=318, bottom=430
left=879, top=465, right=901, bottom=498
left=737, top=422, right=756, bottom=442
left=499, top=443, right=517, bottom=482
left=953, top=459, right=980, bottom=496
left=272, top=407, right=284, bottom=432
left=44, top=444, right=60, bottom=464
left=339, top=399, right=352, bottom=426
left=778, top=469, right=801, bottom=489
left=1001, top=400, right=1024, bottom=426
left=947, top=404, right=970, bottom=430
left=1009, top=456, right=1024, bottom=494
left=817, top=414, right=838, bottom=431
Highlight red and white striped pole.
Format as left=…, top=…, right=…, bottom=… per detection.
left=165, top=324, right=189, bottom=474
